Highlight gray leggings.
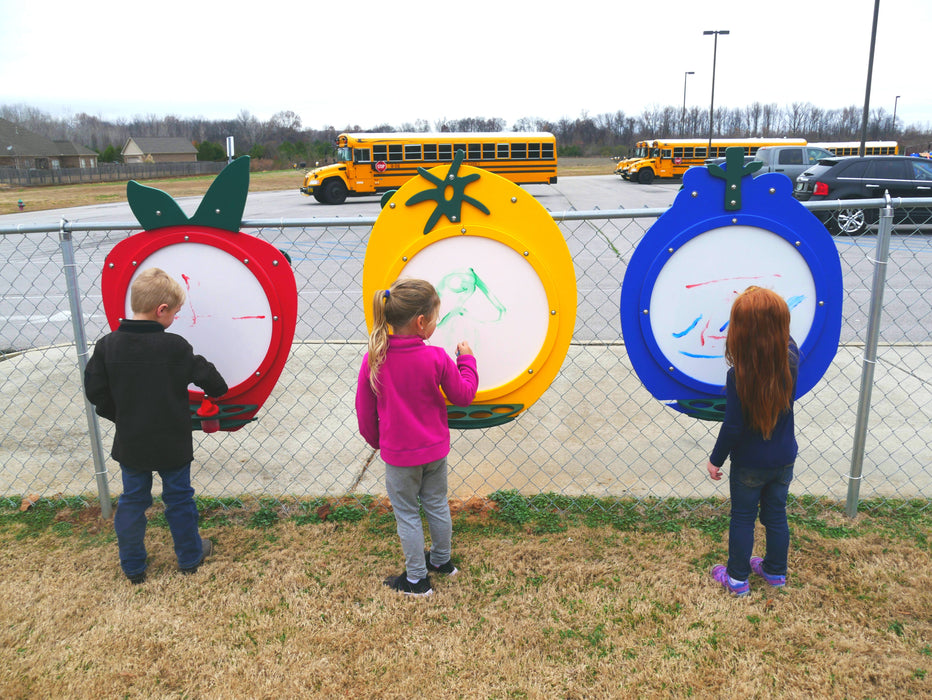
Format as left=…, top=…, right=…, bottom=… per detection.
left=384, top=457, right=452, bottom=580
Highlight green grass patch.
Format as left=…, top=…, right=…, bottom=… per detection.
left=0, top=496, right=91, bottom=539
left=1, top=495, right=930, bottom=551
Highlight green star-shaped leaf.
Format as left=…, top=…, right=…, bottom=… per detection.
left=405, top=150, right=490, bottom=234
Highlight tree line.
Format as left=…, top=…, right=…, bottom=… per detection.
left=2, top=102, right=930, bottom=167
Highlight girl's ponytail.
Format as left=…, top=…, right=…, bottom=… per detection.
left=365, top=278, right=440, bottom=393
left=367, top=289, right=391, bottom=392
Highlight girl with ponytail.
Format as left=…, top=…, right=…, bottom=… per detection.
left=355, top=278, right=478, bottom=596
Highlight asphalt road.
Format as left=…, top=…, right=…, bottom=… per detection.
left=2, top=175, right=931, bottom=350
left=0, top=174, right=681, bottom=226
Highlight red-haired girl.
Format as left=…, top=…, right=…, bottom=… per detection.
left=706, top=286, right=798, bottom=596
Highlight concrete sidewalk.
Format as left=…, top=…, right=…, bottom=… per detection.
left=2, top=341, right=930, bottom=503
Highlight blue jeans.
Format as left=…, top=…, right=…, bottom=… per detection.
left=727, top=463, right=794, bottom=582
left=114, top=464, right=204, bottom=577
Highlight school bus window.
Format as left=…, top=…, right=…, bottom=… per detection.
left=404, top=145, right=422, bottom=160
left=388, top=144, right=403, bottom=161
left=482, top=143, right=495, bottom=159
left=497, top=143, right=509, bottom=158
left=424, top=144, right=438, bottom=161
left=662, top=148, right=672, bottom=158
left=695, top=147, right=706, bottom=158
left=454, top=144, right=467, bottom=158
left=684, top=147, right=694, bottom=159
left=438, top=144, right=453, bottom=160
left=512, top=143, right=527, bottom=159
left=336, top=146, right=352, bottom=161
left=542, top=143, right=554, bottom=159
left=467, top=143, right=481, bottom=160
left=673, top=148, right=684, bottom=159
left=528, top=143, right=541, bottom=159
left=373, top=145, right=388, bottom=161
left=354, top=148, right=371, bottom=163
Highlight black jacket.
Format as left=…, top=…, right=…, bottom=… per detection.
left=84, top=320, right=227, bottom=471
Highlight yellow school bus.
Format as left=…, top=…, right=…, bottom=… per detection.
left=619, top=137, right=808, bottom=184
left=809, top=141, right=899, bottom=156
left=613, top=141, right=649, bottom=176
left=300, top=132, right=558, bottom=204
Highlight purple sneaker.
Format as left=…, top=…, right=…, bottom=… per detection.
left=711, top=565, right=750, bottom=596
left=750, top=557, right=786, bottom=587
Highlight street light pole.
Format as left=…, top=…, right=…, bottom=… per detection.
left=703, top=30, right=729, bottom=156
left=682, top=71, right=695, bottom=135
left=858, top=0, right=880, bottom=157
left=892, top=95, right=900, bottom=136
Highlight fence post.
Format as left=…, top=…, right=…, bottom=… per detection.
left=845, top=193, right=894, bottom=518
left=59, top=219, right=113, bottom=518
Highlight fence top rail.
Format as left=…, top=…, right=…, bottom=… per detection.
left=3, top=197, right=932, bottom=236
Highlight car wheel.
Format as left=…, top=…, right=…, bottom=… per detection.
left=637, top=168, right=655, bottom=185
left=835, top=206, right=873, bottom=235
left=321, top=179, right=348, bottom=205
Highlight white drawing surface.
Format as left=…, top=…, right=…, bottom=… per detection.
left=649, top=225, right=816, bottom=386
left=400, top=236, right=549, bottom=393
left=124, top=243, right=274, bottom=391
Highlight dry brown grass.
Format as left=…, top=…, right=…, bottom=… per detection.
left=0, top=160, right=613, bottom=216
left=0, top=170, right=308, bottom=216
left=0, top=498, right=929, bottom=698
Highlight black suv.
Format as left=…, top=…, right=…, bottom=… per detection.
left=794, top=155, right=932, bottom=234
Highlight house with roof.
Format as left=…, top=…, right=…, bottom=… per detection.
left=53, top=141, right=98, bottom=168
left=121, top=137, right=197, bottom=164
left=0, top=118, right=98, bottom=169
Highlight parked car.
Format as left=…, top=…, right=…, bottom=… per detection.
left=793, top=155, right=932, bottom=234
left=752, top=145, right=834, bottom=182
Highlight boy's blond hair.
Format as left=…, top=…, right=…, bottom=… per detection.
left=130, top=268, right=186, bottom=314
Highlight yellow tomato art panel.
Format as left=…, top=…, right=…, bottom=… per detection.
left=362, top=153, right=576, bottom=428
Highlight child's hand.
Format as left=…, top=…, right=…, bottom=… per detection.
left=456, top=341, right=473, bottom=357
left=706, top=461, right=723, bottom=480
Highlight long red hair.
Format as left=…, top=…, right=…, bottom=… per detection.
left=724, top=286, right=794, bottom=439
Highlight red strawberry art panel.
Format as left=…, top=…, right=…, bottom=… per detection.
left=100, top=157, right=298, bottom=431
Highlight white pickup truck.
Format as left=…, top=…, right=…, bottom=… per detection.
left=752, top=145, right=835, bottom=183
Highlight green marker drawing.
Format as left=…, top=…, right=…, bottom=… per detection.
left=437, top=268, right=506, bottom=328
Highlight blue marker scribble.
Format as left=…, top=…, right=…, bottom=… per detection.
left=719, top=320, right=729, bottom=332
left=679, top=351, right=725, bottom=359
left=673, top=315, right=702, bottom=338
left=786, top=295, right=805, bottom=311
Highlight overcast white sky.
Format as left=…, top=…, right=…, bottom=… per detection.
left=0, top=0, right=927, bottom=130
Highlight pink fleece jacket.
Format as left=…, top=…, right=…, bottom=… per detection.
left=355, top=335, right=479, bottom=467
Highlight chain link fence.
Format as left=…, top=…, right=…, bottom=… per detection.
left=1, top=198, right=930, bottom=515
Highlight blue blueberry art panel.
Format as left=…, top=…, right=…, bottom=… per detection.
left=620, top=150, right=843, bottom=419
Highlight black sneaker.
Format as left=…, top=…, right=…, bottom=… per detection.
left=127, top=571, right=146, bottom=585
left=425, top=551, right=459, bottom=577
left=383, top=571, right=433, bottom=596
left=181, top=538, right=213, bottom=575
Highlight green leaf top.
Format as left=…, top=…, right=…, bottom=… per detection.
left=707, top=147, right=763, bottom=211
left=405, top=150, right=490, bottom=235
left=127, top=156, right=250, bottom=232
